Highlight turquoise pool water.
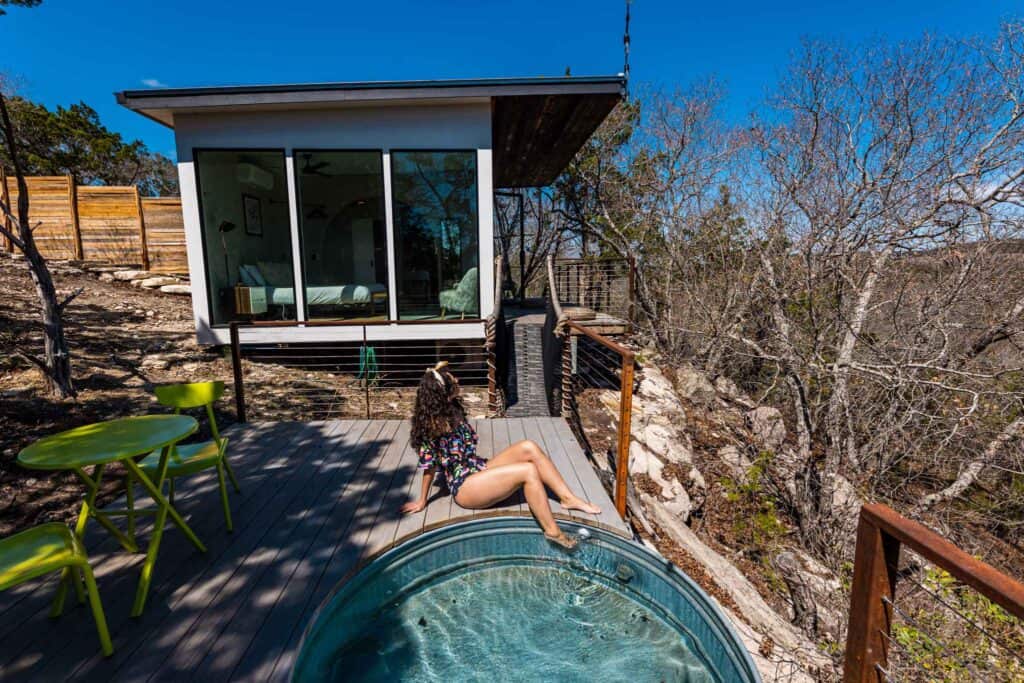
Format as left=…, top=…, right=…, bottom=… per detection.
left=294, top=519, right=760, bottom=682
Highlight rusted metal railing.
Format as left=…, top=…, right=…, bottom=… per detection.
left=843, top=503, right=1024, bottom=682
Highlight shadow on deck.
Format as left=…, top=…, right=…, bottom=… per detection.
left=0, top=417, right=627, bottom=682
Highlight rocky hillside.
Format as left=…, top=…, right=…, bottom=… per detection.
left=586, top=360, right=850, bottom=681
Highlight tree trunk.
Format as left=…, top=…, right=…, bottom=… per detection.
left=826, top=248, right=891, bottom=477
left=918, top=416, right=1024, bottom=510
left=0, top=91, right=75, bottom=398
left=774, top=551, right=818, bottom=636
left=23, top=240, right=75, bottom=397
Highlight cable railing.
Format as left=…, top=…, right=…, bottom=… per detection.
left=228, top=320, right=493, bottom=423
left=552, top=256, right=635, bottom=322
left=843, top=503, right=1024, bottom=682
left=548, top=255, right=635, bottom=517
left=558, top=320, right=635, bottom=517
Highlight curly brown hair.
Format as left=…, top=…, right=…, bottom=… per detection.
left=411, top=361, right=465, bottom=446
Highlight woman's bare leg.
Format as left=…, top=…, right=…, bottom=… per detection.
left=455, top=462, right=564, bottom=537
left=487, top=440, right=601, bottom=514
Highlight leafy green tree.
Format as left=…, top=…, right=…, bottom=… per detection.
left=0, top=96, right=178, bottom=195
left=0, top=0, right=42, bottom=15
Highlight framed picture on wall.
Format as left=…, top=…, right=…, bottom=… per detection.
left=242, top=194, right=263, bottom=236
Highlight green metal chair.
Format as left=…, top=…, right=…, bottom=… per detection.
left=127, top=381, right=239, bottom=534
left=0, top=523, right=113, bottom=656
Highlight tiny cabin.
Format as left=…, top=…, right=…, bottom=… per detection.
left=117, top=77, right=624, bottom=347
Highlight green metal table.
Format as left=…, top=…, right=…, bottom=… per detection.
left=18, top=414, right=207, bottom=616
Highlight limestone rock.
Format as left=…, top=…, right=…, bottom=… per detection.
left=662, top=485, right=693, bottom=519
left=140, top=356, right=171, bottom=370
left=140, top=276, right=179, bottom=288
left=639, top=422, right=693, bottom=465
left=637, top=366, right=679, bottom=404
left=671, top=363, right=718, bottom=406
left=160, top=284, right=191, bottom=295
left=718, top=445, right=752, bottom=479
left=98, top=272, right=115, bottom=282
left=746, top=406, right=787, bottom=451
left=714, top=375, right=756, bottom=408
left=113, top=270, right=150, bottom=281
left=641, top=496, right=835, bottom=678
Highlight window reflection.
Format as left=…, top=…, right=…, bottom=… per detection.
left=391, top=151, right=479, bottom=320
left=195, top=150, right=294, bottom=325
left=294, top=151, right=388, bottom=320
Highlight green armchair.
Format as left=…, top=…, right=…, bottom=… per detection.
left=439, top=267, right=479, bottom=319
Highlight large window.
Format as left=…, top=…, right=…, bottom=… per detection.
left=294, top=151, right=388, bottom=320
left=195, top=150, right=294, bottom=325
left=391, top=151, right=479, bottom=320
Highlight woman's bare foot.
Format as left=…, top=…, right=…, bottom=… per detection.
left=544, top=530, right=579, bottom=550
left=561, top=496, right=601, bottom=515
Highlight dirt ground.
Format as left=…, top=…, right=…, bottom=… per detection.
left=0, top=253, right=488, bottom=537
left=0, top=253, right=230, bottom=536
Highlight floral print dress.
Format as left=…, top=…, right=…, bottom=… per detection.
left=417, top=421, right=487, bottom=497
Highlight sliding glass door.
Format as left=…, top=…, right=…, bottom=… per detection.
left=194, top=149, right=294, bottom=326
left=293, top=151, right=388, bottom=320
left=390, top=151, right=479, bottom=320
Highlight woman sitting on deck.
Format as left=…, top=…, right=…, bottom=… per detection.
left=401, top=361, right=600, bottom=549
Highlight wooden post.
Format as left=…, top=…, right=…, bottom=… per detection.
left=627, top=255, right=636, bottom=324
left=560, top=335, right=573, bottom=417
left=66, top=175, right=83, bottom=260
left=486, top=254, right=504, bottom=416
left=615, top=353, right=634, bottom=517
left=842, top=511, right=900, bottom=683
left=229, top=323, right=247, bottom=423
left=134, top=186, right=150, bottom=270
left=0, top=167, right=10, bottom=252
left=486, top=320, right=497, bottom=415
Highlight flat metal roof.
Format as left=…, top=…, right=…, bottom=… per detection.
left=118, top=75, right=624, bottom=103
left=116, top=75, right=626, bottom=186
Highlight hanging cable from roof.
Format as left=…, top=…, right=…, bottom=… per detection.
left=623, top=0, right=632, bottom=97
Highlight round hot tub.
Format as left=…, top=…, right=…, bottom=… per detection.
left=293, top=518, right=760, bottom=682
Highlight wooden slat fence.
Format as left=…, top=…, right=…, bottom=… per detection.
left=1, top=171, right=186, bottom=274
left=4, top=175, right=78, bottom=260
left=140, top=197, right=188, bottom=274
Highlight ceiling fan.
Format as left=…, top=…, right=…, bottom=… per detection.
left=300, top=154, right=331, bottom=176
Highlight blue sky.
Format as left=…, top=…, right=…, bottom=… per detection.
left=2, top=0, right=1020, bottom=160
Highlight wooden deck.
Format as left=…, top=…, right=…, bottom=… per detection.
left=0, top=417, right=627, bottom=682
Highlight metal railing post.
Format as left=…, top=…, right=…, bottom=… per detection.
left=615, top=352, right=634, bottom=517
left=363, top=325, right=371, bottom=419
left=229, top=322, right=247, bottom=423
left=842, top=511, right=899, bottom=683
left=842, top=504, right=1024, bottom=680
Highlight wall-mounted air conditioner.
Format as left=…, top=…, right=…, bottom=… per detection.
left=236, top=163, right=275, bottom=190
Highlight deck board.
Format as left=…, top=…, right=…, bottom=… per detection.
left=4, top=421, right=315, bottom=680
left=0, top=417, right=628, bottom=682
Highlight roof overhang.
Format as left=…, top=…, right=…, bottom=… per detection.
left=116, top=76, right=625, bottom=187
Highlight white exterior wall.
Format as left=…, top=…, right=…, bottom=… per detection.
left=173, top=101, right=494, bottom=345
